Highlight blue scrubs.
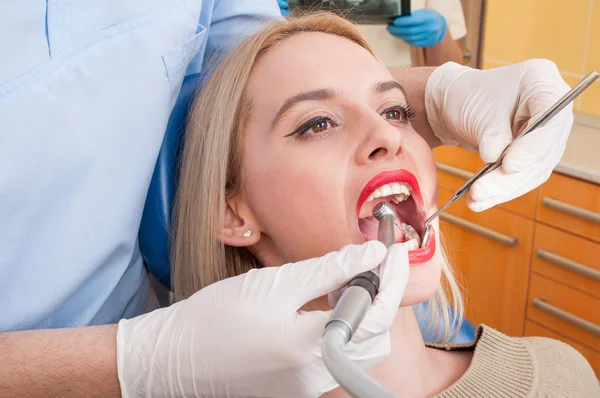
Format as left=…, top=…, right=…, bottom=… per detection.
left=0, top=0, right=281, bottom=331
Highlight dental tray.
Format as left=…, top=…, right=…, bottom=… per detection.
left=288, top=0, right=411, bottom=24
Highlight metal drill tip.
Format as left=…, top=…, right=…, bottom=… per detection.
left=372, top=202, right=396, bottom=220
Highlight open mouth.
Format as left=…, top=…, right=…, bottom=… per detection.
left=356, top=170, right=436, bottom=263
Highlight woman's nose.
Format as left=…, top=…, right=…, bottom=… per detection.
left=355, top=117, right=403, bottom=165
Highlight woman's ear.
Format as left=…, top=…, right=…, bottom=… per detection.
left=221, top=195, right=261, bottom=247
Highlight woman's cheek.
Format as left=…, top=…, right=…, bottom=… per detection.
left=428, top=183, right=439, bottom=211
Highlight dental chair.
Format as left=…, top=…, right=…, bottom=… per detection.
left=138, top=74, right=477, bottom=344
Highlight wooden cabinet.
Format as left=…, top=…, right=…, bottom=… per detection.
left=537, top=172, right=600, bottom=242
left=531, top=224, right=600, bottom=299
left=434, top=146, right=600, bottom=378
left=526, top=273, right=600, bottom=350
left=438, top=187, right=534, bottom=336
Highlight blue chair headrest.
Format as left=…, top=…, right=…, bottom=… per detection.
left=139, top=74, right=201, bottom=290
left=415, top=302, right=477, bottom=343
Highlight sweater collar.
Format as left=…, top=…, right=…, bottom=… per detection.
left=427, top=325, right=535, bottom=397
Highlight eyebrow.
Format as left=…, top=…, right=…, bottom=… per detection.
left=271, top=88, right=335, bottom=131
left=270, top=80, right=407, bottom=131
left=374, top=80, right=407, bottom=99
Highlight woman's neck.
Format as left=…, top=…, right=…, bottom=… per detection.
left=366, top=307, right=440, bottom=396
left=325, top=306, right=470, bottom=398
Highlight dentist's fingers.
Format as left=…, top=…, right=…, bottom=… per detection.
left=351, top=243, right=410, bottom=343
left=468, top=127, right=567, bottom=212
left=345, top=331, right=392, bottom=370
left=293, top=309, right=390, bottom=374
left=294, top=308, right=392, bottom=378
left=374, top=243, right=410, bottom=311
left=500, top=69, right=572, bottom=174
left=282, top=241, right=387, bottom=308
left=467, top=159, right=551, bottom=212
left=327, top=286, right=346, bottom=309
left=468, top=88, right=571, bottom=212
left=501, top=110, right=572, bottom=174
left=476, top=123, right=513, bottom=164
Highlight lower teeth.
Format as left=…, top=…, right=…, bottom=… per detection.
left=404, top=238, right=420, bottom=250
left=401, top=223, right=421, bottom=247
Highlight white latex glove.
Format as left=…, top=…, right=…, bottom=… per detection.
left=117, top=241, right=410, bottom=398
left=426, top=59, right=574, bottom=212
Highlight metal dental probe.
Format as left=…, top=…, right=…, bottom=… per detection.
left=420, top=70, right=600, bottom=249
left=322, top=202, right=397, bottom=398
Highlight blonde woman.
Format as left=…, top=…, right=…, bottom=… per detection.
left=173, top=13, right=598, bottom=398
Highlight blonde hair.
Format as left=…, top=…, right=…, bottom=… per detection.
left=172, top=13, right=463, bottom=343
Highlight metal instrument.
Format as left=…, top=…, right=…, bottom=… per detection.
left=322, top=202, right=396, bottom=398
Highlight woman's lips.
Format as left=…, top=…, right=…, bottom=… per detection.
left=356, top=169, right=434, bottom=264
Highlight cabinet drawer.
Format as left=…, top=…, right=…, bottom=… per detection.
left=532, top=224, right=600, bottom=299
left=537, top=173, right=600, bottom=243
left=438, top=187, right=534, bottom=336
left=527, top=273, right=600, bottom=350
left=524, top=321, right=599, bottom=378
left=433, top=146, right=538, bottom=218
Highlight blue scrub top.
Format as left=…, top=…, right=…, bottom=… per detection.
left=0, top=0, right=281, bottom=331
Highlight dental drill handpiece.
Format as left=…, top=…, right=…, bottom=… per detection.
left=322, top=203, right=397, bottom=398
left=325, top=202, right=396, bottom=341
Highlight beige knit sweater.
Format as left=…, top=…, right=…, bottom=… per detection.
left=428, top=325, right=599, bottom=397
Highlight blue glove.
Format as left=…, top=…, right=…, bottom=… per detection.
left=278, top=0, right=289, bottom=16
left=387, top=9, right=447, bottom=47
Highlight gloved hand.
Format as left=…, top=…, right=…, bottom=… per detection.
left=425, top=59, right=574, bottom=212
left=387, top=9, right=447, bottom=47
left=278, top=0, right=289, bottom=16
left=117, top=241, right=410, bottom=397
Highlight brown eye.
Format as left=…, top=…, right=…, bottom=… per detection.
left=384, top=108, right=405, bottom=121
left=286, top=115, right=339, bottom=139
left=310, top=120, right=329, bottom=133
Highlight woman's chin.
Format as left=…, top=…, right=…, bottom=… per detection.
left=356, top=227, right=442, bottom=308
left=399, top=249, right=443, bottom=307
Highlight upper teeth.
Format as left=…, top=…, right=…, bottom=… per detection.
left=366, top=182, right=411, bottom=203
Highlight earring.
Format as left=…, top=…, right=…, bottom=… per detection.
left=243, top=230, right=253, bottom=238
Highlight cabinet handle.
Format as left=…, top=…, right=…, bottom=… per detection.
left=542, top=197, right=600, bottom=224
left=532, top=298, right=600, bottom=336
left=537, top=249, right=600, bottom=282
left=439, top=213, right=519, bottom=247
left=436, top=162, right=474, bottom=180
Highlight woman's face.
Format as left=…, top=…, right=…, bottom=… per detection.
left=234, top=32, right=441, bottom=305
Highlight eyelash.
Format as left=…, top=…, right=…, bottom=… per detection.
left=384, top=104, right=417, bottom=122
left=285, top=104, right=416, bottom=140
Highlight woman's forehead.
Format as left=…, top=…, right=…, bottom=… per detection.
left=246, top=31, right=392, bottom=104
